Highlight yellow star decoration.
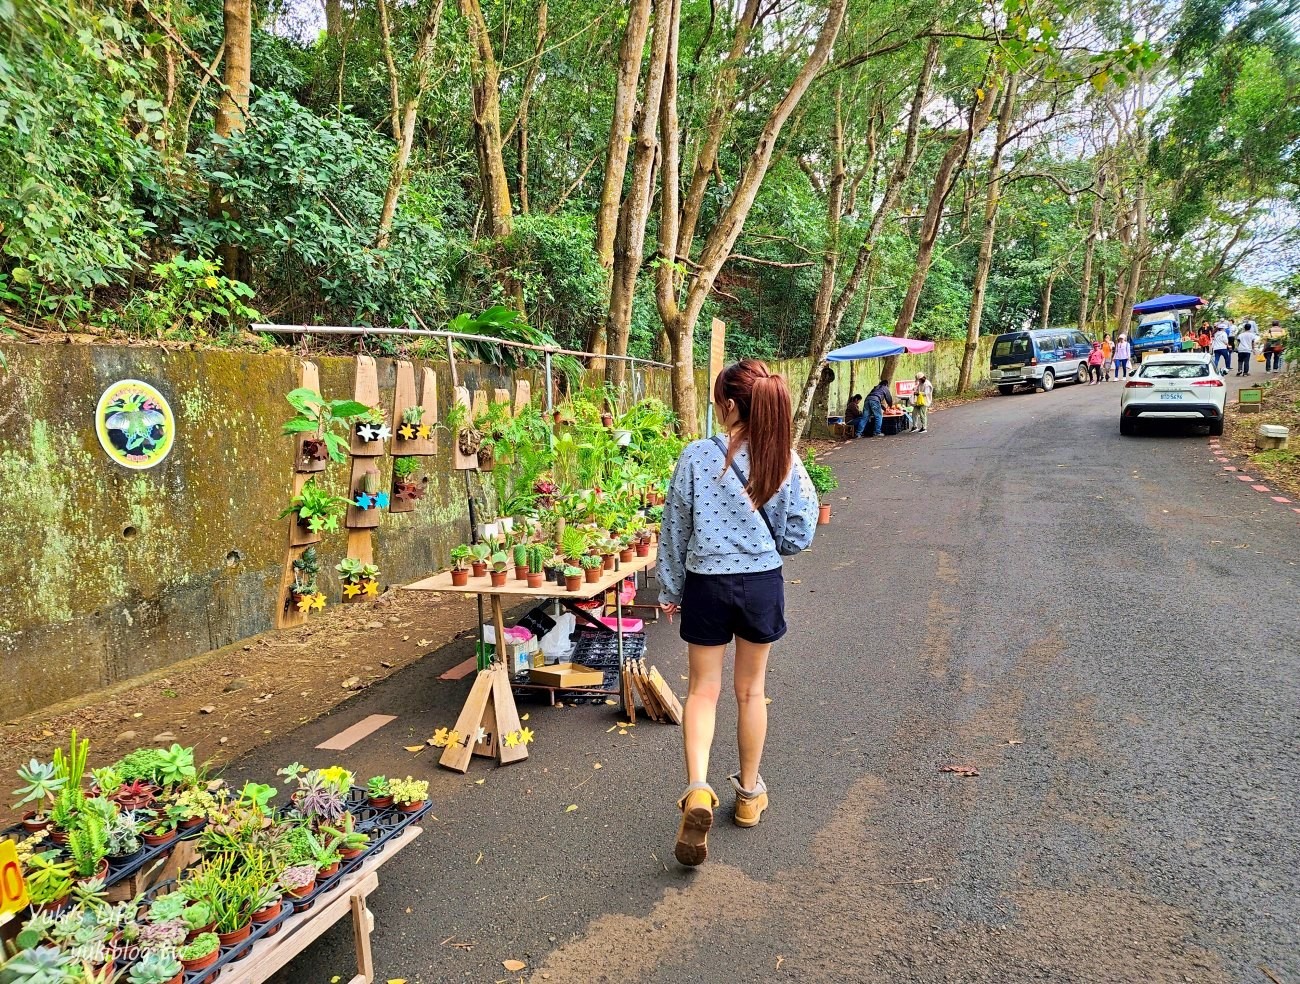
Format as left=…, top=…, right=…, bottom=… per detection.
left=343, top=583, right=361, bottom=598
left=431, top=727, right=450, bottom=747
left=416, top=424, right=432, bottom=440
left=363, top=579, right=380, bottom=597
left=311, top=592, right=326, bottom=611
left=503, top=731, right=521, bottom=748
left=296, top=594, right=313, bottom=613
left=398, top=423, right=415, bottom=440
left=519, top=727, right=534, bottom=746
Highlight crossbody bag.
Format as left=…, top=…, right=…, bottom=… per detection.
left=711, top=434, right=789, bottom=553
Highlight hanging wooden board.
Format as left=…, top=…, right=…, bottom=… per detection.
left=471, top=389, right=489, bottom=420
left=513, top=380, right=531, bottom=415
left=389, top=361, right=422, bottom=455
left=397, top=366, right=439, bottom=457
left=451, top=386, right=477, bottom=470
left=277, top=361, right=323, bottom=628
left=345, top=461, right=384, bottom=529
left=439, top=669, right=495, bottom=773
left=349, top=355, right=386, bottom=457
left=493, top=387, right=511, bottom=412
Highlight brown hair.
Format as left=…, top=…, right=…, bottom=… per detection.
left=713, top=359, right=793, bottom=508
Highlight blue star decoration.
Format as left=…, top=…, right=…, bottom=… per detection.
left=355, top=492, right=374, bottom=510
left=375, top=491, right=390, bottom=509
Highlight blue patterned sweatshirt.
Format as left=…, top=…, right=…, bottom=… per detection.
left=656, top=437, right=818, bottom=606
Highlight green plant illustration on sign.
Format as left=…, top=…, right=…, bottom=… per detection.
left=95, top=380, right=175, bottom=469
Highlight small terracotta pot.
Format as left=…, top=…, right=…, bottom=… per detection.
left=367, top=794, right=393, bottom=809
left=396, top=799, right=425, bottom=814
left=450, top=569, right=469, bottom=586
left=162, top=973, right=182, bottom=984
left=584, top=567, right=601, bottom=583
left=285, top=880, right=316, bottom=899
left=317, top=861, right=339, bottom=879
left=564, top=575, right=583, bottom=592
left=526, top=572, right=545, bottom=588
left=75, top=859, right=110, bottom=884
left=252, top=901, right=282, bottom=925
left=635, top=543, right=650, bottom=557
left=143, top=829, right=177, bottom=848
left=470, top=561, right=488, bottom=578
left=181, top=948, right=220, bottom=973
left=49, top=829, right=69, bottom=846
left=179, top=814, right=204, bottom=830
left=20, top=812, right=49, bottom=834
left=339, top=845, right=365, bottom=860
left=602, top=554, right=615, bottom=571
left=35, top=895, right=69, bottom=913
left=514, top=565, right=529, bottom=581
left=489, top=571, right=507, bottom=587
left=186, top=921, right=216, bottom=942
left=818, top=503, right=832, bottom=525
left=217, top=923, right=251, bottom=948
left=619, top=549, right=635, bottom=563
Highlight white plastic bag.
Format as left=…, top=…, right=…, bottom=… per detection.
left=539, top=613, right=575, bottom=662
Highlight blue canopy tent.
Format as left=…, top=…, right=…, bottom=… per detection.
left=827, top=335, right=934, bottom=361
left=1132, top=293, right=1204, bottom=315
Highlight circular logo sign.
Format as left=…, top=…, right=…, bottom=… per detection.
left=95, top=379, right=176, bottom=469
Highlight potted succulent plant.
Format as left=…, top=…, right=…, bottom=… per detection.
left=13, top=758, right=66, bottom=832
left=280, top=864, right=317, bottom=900
left=289, top=547, right=326, bottom=614
left=468, top=543, right=491, bottom=578
left=353, top=469, right=382, bottom=510
left=1, top=949, right=77, bottom=981
left=599, top=538, right=618, bottom=571
left=105, top=811, right=144, bottom=863
left=324, top=813, right=370, bottom=860
left=580, top=554, right=603, bottom=583
left=353, top=405, right=389, bottom=444
left=449, top=545, right=471, bottom=586
left=525, top=545, right=547, bottom=588
left=617, top=536, right=635, bottom=563
left=395, top=405, right=430, bottom=442
left=250, top=882, right=283, bottom=935
left=141, top=807, right=179, bottom=848
left=169, top=786, right=219, bottom=829
left=136, top=916, right=188, bottom=953
left=489, top=551, right=509, bottom=587
left=512, top=543, right=529, bottom=580
left=68, top=805, right=110, bottom=883
left=337, top=558, right=382, bottom=601
left=127, top=951, right=183, bottom=984
left=803, top=449, right=838, bottom=525
left=178, top=932, right=220, bottom=973
left=392, top=455, right=426, bottom=502
left=25, top=854, right=75, bottom=912
left=366, top=775, right=393, bottom=808
left=560, top=526, right=588, bottom=566
left=388, top=777, right=429, bottom=813
left=182, top=901, right=216, bottom=941
left=563, top=565, right=583, bottom=592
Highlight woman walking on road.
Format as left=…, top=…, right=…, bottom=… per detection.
left=1087, top=341, right=1104, bottom=384
left=657, top=360, right=818, bottom=867
left=1113, top=334, right=1132, bottom=379
left=1101, top=335, right=1114, bottom=381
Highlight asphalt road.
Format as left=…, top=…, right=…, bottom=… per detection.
left=239, top=373, right=1299, bottom=984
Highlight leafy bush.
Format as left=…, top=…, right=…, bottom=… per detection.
left=98, top=256, right=259, bottom=340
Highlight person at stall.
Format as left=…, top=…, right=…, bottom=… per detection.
left=911, top=373, right=933, bottom=433
left=1198, top=324, right=1212, bottom=353
left=657, top=360, right=818, bottom=867
left=862, top=379, right=892, bottom=438
left=844, top=394, right=865, bottom=438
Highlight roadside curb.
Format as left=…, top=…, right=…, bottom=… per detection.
left=1208, top=436, right=1300, bottom=518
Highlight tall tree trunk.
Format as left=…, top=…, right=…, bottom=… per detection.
left=958, top=72, right=1018, bottom=392
left=606, top=0, right=674, bottom=387
left=375, top=0, right=445, bottom=250
left=1040, top=275, right=1054, bottom=328
left=806, top=86, right=847, bottom=395
left=588, top=0, right=653, bottom=374
left=376, top=0, right=402, bottom=141
left=791, top=38, right=938, bottom=438
left=211, top=0, right=252, bottom=280
left=1077, top=162, right=1106, bottom=333
left=659, top=0, right=848, bottom=435
left=460, top=0, right=513, bottom=240
left=891, top=75, right=1001, bottom=353
left=324, top=0, right=343, bottom=35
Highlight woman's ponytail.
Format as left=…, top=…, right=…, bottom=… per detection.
left=714, top=360, right=793, bottom=508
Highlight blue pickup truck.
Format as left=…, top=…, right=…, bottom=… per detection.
left=1129, top=314, right=1186, bottom=360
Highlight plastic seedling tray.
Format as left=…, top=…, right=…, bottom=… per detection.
left=2, top=821, right=205, bottom=892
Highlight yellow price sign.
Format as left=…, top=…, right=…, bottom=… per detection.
left=0, top=840, right=29, bottom=916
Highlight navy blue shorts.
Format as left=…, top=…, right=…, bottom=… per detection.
left=679, top=568, right=786, bottom=646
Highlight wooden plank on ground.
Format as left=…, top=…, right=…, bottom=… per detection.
left=439, top=670, right=494, bottom=772
left=491, top=666, right=529, bottom=764
left=648, top=666, right=683, bottom=725
left=315, top=714, right=397, bottom=751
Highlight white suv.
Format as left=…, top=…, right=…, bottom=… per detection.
left=1119, top=353, right=1227, bottom=436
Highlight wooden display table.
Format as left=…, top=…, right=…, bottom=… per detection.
left=216, top=825, right=422, bottom=984
left=402, top=552, right=657, bottom=767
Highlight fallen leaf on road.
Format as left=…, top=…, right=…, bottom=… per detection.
left=764, top=697, right=773, bottom=705
left=606, top=725, right=618, bottom=733
left=777, top=956, right=784, bottom=970
left=618, top=729, right=628, bottom=735
left=605, top=699, right=617, bottom=705
left=387, top=979, right=407, bottom=984
left=618, top=721, right=634, bottom=728
left=340, top=677, right=360, bottom=690
left=331, top=976, right=341, bottom=982
left=475, top=851, right=483, bottom=864
left=1004, top=739, right=1023, bottom=746
left=939, top=765, right=980, bottom=777
left=789, top=579, right=801, bottom=584
left=565, top=804, right=578, bottom=812
left=418, top=639, right=431, bottom=647
left=474, top=779, right=485, bottom=785
left=404, top=745, right=424, bottom=753
left=503, top=960, right=527, bottom=972
left=593, top=763, right=602, bottom=769
left=521, top=713, right=530, bottom=721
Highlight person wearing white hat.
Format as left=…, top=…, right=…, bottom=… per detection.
left=910, top=372, right=933, bottom=433
left=1113, top=333, right=1132, bottom=379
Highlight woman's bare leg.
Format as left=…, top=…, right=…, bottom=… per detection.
left=684, top=644, right=727, bottom=784
left=733, top=637, right=772, bottom=790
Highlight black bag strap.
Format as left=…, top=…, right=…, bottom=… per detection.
left=711, top=435, right=779, bottom=548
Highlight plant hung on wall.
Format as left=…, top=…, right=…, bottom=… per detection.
left=290, top=547, right=326, bottom=613
left=472, top=400, right=512, bottom=472
left=354, top=405, right=390, bottom=443
left=336, top=558, right=381, bottom=599
left=396, top=405, right=431, bottom=441
left=445, top=402, right=481, bottom=459
left=282, top=389, right=370, bottom=464
left=280, top=479, right=349, bottom=534
left=392, top=456, right=426, bottom=502
left=353, top=470, right=390, bottom=511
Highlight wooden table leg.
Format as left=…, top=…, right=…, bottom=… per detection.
left=351, top=892, right=374, bottom=984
